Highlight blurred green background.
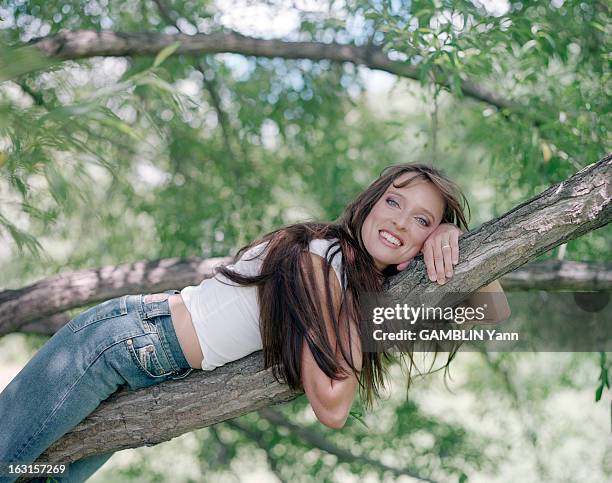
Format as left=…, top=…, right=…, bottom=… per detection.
left=0, top=0, right=610, bottom=481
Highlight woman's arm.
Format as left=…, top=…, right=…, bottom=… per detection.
left=461, top=279, right=511, bottom=324
left=300, top=252, right=361, bottom=429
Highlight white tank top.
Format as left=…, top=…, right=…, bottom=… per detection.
left=180, top=238, right=345, bottom=370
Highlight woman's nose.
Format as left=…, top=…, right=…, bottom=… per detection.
left=392, top=215, right=410, bottom=232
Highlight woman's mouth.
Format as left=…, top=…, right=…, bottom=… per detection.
left=378, top=230, right=403, bottom=248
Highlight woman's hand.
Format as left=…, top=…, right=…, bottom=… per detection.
left=397, top=223, right=463, bottom=285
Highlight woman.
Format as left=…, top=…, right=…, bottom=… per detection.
left=0, top=163, right=510, bottom=482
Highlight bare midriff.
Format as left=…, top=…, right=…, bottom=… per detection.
left=168, top=294, right=203, bottom=369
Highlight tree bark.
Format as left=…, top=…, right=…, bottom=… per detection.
left=5, top=259, right=611, bottom=336
left=0, top=257, right=231, bottom=337
left=32, top=354, right=301, bottom=467
left=4, top=153, right=610, bottom=465
left=24, top=29, right=516, bottom=111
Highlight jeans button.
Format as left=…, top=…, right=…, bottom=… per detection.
left=127, top=339, right=133, bottom=346
left=146, top=346, right=154, bottom=353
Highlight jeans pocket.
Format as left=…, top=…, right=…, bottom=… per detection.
left=126, top=335, right=172, bottom=379
left=68, top=296, right=128, bottom=333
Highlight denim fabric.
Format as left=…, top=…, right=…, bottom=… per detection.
left=0, top=292, right=194, bottom=482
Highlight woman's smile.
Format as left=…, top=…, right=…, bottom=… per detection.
left=378, top=229, right=403, bottom=247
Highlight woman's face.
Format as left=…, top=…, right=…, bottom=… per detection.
left=361, top=172, right=446, bottom=271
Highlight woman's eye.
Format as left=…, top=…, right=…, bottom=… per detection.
left=416, top=217, right=429, bottom=227
left=386, top=198, right=400, bottom=208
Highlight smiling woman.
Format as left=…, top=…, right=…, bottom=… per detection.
left=0, top=163, right=509, bottom=481
left=211, top=163, right=507, bottom=427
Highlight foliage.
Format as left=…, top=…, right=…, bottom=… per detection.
left=0, top=0, right=610, bottom=481
left=0, top=0, right=609, bottom=267
left=596, top=352, right=610, bottom=402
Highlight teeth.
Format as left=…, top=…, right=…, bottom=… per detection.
left=380, top=231, right=401, bottom=246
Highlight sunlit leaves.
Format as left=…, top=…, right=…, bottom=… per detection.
left=0, top=1, right=609, bottom=481
left=0, top=54, right=191, bottom=256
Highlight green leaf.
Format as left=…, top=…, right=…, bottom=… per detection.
left=348, top=409, right=369, bottom=429
left=10, top=175, right=28, bottom=197
left=596, top=383, right=604, bottom=402
left=0, top=44, right=58, bottom=82
left=0, top=212, right=42, bottom=256
left=414, top=9, right=431, bottom=18
left=153, top=41, right=182, bottom=68
left=94, top=113, right=143, bottom=141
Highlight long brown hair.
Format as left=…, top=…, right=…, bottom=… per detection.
left=216, top=163, right=470, bottom=408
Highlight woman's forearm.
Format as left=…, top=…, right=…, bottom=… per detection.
left=464, top=279, right=511, bottom=323
left=313, top=321, right=362, bottom=425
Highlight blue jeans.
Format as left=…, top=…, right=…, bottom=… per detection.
left=0, top=293, right=194, bottom=482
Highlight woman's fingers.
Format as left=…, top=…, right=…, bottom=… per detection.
left=442, top=237, right=453, bottom=278
left=450, top=229, right=460, bottom=265
left=423, top=244, right=436, bottom=281
left=433, top=241, right=446, bottom=283
left=421, top=224, right=462, bottom=285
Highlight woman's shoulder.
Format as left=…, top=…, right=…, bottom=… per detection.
left=308, top=238, right=342, bottom=258
left=308, top=238, right=345, bottom=289
left=227, top=240, right=271, bottom=275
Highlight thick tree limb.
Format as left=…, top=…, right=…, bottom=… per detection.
left=0, top=256, right=231, bottom=337
left=5, top=259, right=611, bottom=337
left=6, top=154, right=611, bottom=465
left=25, top=29, right=517, bottom=111
left=32, top=353, right=301, bottom=467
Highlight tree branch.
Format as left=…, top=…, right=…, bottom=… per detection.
left=9, top=258, right=611, bottom=336
left=34, top=353, right=301, bottom=466
left=26, top=29, right=518, bottom=111
left=14, top=80, right=45, bottom=106
left=150, top=0, right=177, bottom=27
left=3, top=154, right=610, bottom=464
left=0, top=256, right=231, bottom=337
left=258, top=408, right=437, bottom=482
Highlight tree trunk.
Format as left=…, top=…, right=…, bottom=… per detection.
left=3, top=153, right=609, bottom=465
